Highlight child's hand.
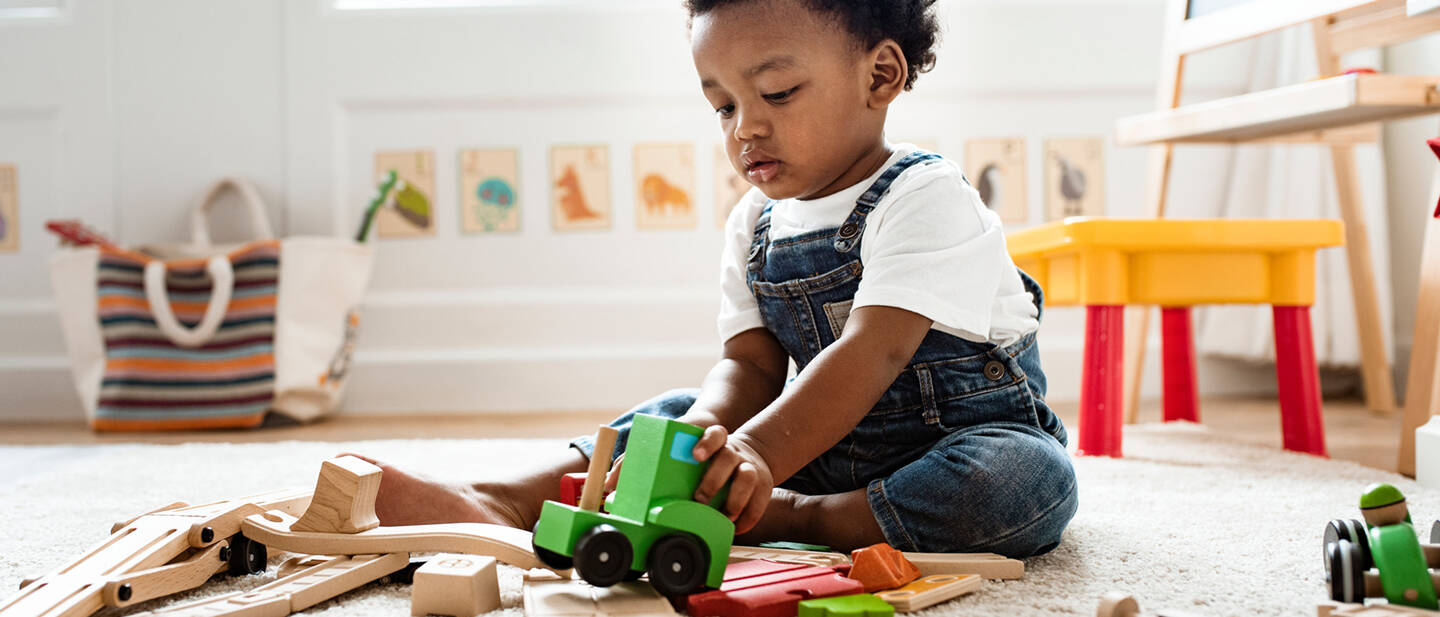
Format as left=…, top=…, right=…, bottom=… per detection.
left=691, top=425, right=774, bottom=534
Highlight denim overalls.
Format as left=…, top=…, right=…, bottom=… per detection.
left=573, top=151, right=1079, bottom=557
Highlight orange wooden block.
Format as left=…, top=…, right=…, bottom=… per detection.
left=847, top=544, right=920, bottom=593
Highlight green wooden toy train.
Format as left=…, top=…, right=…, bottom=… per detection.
left=1324, top=483, right=1440, bottom=609
left=532, top=414, right=735, bottom=596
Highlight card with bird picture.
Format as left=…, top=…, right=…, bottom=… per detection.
left=965, top=138, right=1028, bottom=224
left=373, top=150, right=437, bottom=238
left=634, top=143, right=697, bottom=231
left=0, top=164, right=15, bottom=252
left=714, top=144, right=749, bottom=229
left=1045, top=138, right=1105, bottom=221
left=551, top=145, right=611, bottom=232
left=459, top=148, right=520, bottom=234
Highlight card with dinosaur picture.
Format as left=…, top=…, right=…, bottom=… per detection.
left=459, top=148, right=520, bottom=234
left=373, top=150, right=436, bottom=238
left=634, top=143, right=696, bottom=231
left=0, top=164, right=15, bottom=252
left=551, top=145, right=611, bottom=231
left=714, top=145, right=750, bottom=229
left=966, top=138, right=1028, bottom=224
left=1044, top=138, right=1105, bottom=221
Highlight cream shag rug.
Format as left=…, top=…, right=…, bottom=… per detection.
left=0, top=423, right=1432, bottom=617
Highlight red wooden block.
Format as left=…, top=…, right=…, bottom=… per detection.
left=847, top=544, right=920, bottom=593
left=686, top=559, right=864, bottom=617
left=559, top=472, right=586, bottom=507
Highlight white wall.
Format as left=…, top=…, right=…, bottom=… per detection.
left=0, top=0, right=1315, bottom=420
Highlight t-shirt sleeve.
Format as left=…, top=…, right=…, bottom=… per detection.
left=716, top=190, right=766, bottom=343
left=853, top=169, right=1007, bottom=341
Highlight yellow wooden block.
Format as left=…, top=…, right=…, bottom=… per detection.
left=1006, top=218, right=1342, bottom=306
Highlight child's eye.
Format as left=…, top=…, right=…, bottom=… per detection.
left=715, top=104, right=735, bottom=118
left=763, top=87, right=797, bottom=102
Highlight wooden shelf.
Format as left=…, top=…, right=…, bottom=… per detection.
left=1115, top=73, right=1440, bottom=146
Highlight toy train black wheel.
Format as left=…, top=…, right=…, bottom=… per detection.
left=574, top=525, right=632, bottom=587
left=226, top=534, right=267, bottom=576
left=1431, top=520, right=1440, bottom=544
left=1323, top=518, right=1371, bottom=578
left=1328, top=539, right=1367, bottom=603
left=532, top=522, right=575, bottom=570
left=646, top=533, right=708, bottom=597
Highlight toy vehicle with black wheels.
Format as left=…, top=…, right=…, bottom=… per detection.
left=532, top=414, right=734, bottom=597
left=1323, top=483, right=1440, bottom=609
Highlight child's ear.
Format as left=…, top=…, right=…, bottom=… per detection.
left=866, top=39, right=907, bottom=109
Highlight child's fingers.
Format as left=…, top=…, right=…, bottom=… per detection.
left=723, top=462, right=759, bottom=519
left=694, top=447, right=739, bottom=503
left=603, top=454, right=625, bottom=491
left=733, top=483, right=770, bottom=535
left=692, top=425, right=729, bottom=461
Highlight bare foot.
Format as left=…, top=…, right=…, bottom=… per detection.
left=341, top=453, right=528, bottom=529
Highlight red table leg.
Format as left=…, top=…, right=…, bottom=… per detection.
left=1078, top=305, right=1125, bottom=457
left=1273, top=305, right=1328, bottom=457
left=1161, top=307, right=1200, bottom=423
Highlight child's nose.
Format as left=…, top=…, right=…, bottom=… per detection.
left=733, top=109, right=769, bottom=141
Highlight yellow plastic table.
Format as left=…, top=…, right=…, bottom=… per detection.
left=1007, top=218, right=1344, bottom=458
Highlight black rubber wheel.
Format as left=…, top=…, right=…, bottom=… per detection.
left=1328, top=539, right=1367, bottom=603
left=646, top=533, right=708, bottom=597
left=226, top=534, right=267, bottom=576
left=1323, top=518, right=1371, bottom=579
left=1431, top=520, right=1440, bottom=545
left=574, top=525, right=633, bottom=587
left=532, top=521, right=576, bottom=570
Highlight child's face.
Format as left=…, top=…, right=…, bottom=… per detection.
left=692, top=0, right=884, bottom=201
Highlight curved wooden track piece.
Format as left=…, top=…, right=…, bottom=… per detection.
left=241, top=510, right=547, bottom=572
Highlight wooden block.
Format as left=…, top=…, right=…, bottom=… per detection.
left=798, top=593, right=894, bottom=616
left=411, top=554, right=500, bottom=617
left=847, top=544, right=920, bottom=593
left=242, top=509, right=547, bottom=571
left=874, top=574, right=981, bottom=613
left=729, top=546, right=850, bottom=568
left=1095, top=591, right=1140, bottom=617
left=900, top=552, right=1024, bottom=580
left=686, top=559, right=864, bottom=617
left=292, top=456, right=382, bottom=534
left=523, top=578, right=677, bottom=616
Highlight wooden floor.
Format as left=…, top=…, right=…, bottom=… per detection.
left=0, top=396, right=1405, bottom=472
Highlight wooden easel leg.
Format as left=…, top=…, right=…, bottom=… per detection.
left=1398, top=161, right=1440, bottom=476
left=1329, top=145, right=1398, bottom=416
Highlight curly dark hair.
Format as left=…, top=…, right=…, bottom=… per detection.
left=684, top=0, right=941, bottom=91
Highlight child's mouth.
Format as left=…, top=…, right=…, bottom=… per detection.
left=747, top=161, right=779, bottom=183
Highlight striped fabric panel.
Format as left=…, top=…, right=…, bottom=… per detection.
left=94, top=242, right=280, bottom=430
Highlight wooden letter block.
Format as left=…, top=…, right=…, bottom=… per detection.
left=411, top=554, right=500, bottom=617
left=847, top=544, right=920, bottom=593
left=293, top=456, right=382, bottom=534
left=875, top=574, right=982, bottom=612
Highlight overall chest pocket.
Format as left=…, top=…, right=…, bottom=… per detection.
left=751, top=261, right=862, bottom=356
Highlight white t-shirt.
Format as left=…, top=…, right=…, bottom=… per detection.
left=717, top=143, right=1039, bottom=347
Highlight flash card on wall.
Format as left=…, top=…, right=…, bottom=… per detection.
left=551, top=145, right=611, bottom=231
left=374, top=150, right=437, bottom=238
left=459, top=148, right=520, bottom=234
left=714, top=145, right=749, bottom=229
left=634, top=143, right=696, bottom=231
left=966, top=138, right=1028, bottom=224
left=1045, top=138, right=1106, bottom=221
left=0, top=164, right=16, bottom=253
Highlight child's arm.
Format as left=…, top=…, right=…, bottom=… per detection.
left=690, top=305, right=933, bottom=532
left=677, top=327, right=790, bottom=431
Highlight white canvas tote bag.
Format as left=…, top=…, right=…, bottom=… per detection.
left=50, top=178, right=375, bottom=430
